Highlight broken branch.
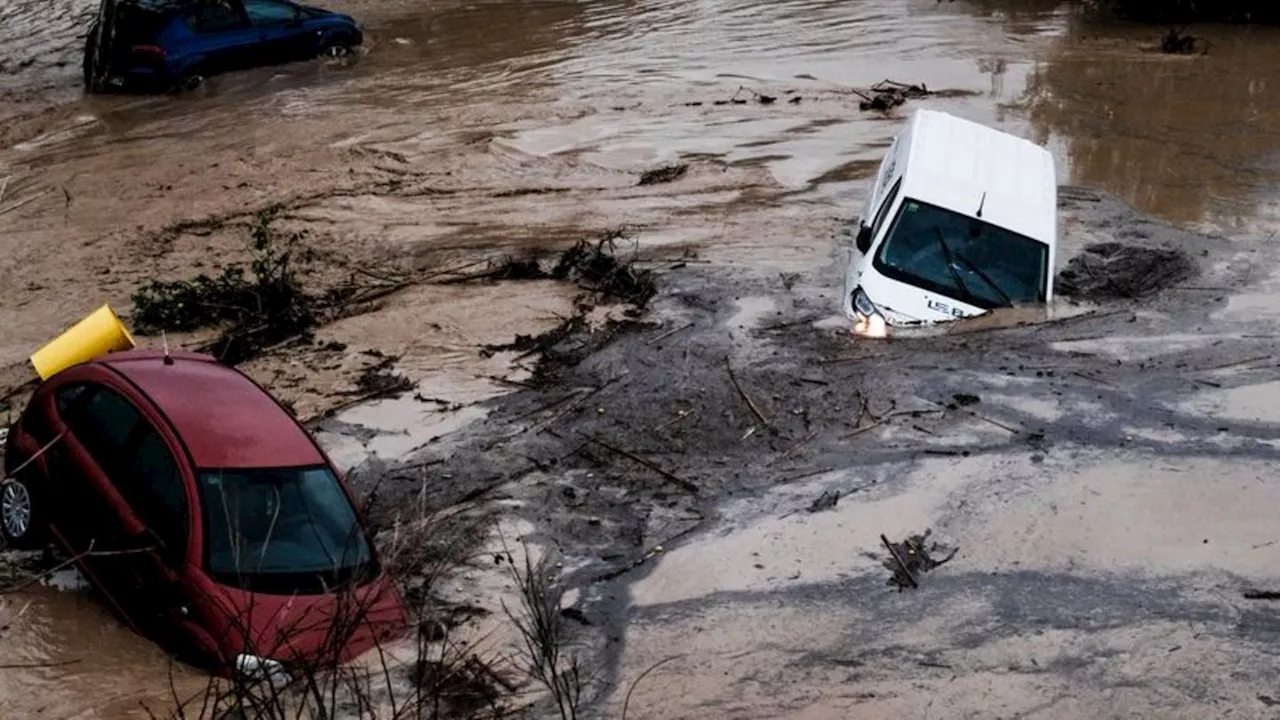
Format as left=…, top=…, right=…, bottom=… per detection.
left=725, top=356, right=772, bottom=430
left=647, top=321, right=694, bottom=345
left=881, top=533, right=918, bottom=589
left=581, top=435, right=699, bottom=496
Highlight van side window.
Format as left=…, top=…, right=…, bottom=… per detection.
left=870, top=177, right=904, bottom=241
left=874, top=139, right=897, bottom=193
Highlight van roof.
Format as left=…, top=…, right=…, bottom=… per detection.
left=900, top=109, right=1056, bottom=245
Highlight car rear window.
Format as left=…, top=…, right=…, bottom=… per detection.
left=112, top=5, right=173, bottom=44
left=185, top=2, right=247, bottom=33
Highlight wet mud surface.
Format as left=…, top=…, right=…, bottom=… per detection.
left=3, top=0, right=1280, bottom=716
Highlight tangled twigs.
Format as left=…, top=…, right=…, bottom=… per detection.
left=130, top=206, right=409, bottom=365
left=1056, top=243, right=1195, bottom=301
left=881, top=529, right=959, bottom=591
left=638, top=164, right=689, bottom=186
left=853, top=79, right=931, bottom=111
left=581, top=434, right=699, bottom=496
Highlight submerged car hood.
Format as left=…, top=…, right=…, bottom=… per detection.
left=204, top=575, right=406, bottom=668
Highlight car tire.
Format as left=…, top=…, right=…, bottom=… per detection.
left=1, top=473, right=46, bottom=550
left=320, top=41, right=353, bottom=59
left=175, top=71, right=205, bottom=94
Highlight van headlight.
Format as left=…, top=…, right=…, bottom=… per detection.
left=851, top=288, right=889, bottom=338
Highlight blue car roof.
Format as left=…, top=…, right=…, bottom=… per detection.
left=118, top=0, right=222, bottom=14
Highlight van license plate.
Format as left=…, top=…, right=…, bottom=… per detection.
left=928, top=299, right=967, bottom=318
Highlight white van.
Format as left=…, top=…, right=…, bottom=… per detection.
left=843, top=109, right=1057, bottom=336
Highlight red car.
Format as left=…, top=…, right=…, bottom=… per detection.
left=1, top=349, right=405, bottom=675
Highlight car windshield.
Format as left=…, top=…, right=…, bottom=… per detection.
left=872, top=198, right=1049, bottom=310
left=198, top=466, right=375, bottom=593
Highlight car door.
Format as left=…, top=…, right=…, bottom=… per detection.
left=182, top=1, right=257, bottom=75
left=107, top=413, right=205, bottom=643
left=49, top=382, right=153, bottom=622
left=243, top=0, right=314, bottom=65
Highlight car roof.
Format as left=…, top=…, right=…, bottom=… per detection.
left=98, top=350, right=326, bottom=469
left=900, top=109, right=1057, bottom=246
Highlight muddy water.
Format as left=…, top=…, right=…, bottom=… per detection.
left=0, top=585, right=207, bottom=718
left=4, top=0, right=1280, bottom=716
left=610, top=452, right=1280, bottom=718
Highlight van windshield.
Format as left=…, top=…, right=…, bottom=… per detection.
left=198, top=466, right=375, bottom=594
left=872, top=198, right=1049, bottom=310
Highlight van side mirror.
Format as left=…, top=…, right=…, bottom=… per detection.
left=855, top=224, right=872, bottom=254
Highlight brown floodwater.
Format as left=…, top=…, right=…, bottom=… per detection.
left=4, top=0, right=1280, bottom=716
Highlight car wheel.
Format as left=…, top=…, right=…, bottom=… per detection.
left=321, top=41, right=352, bottom=59
left=175, top=71, right=205, bottom=94
left=1, top=474, right=44, bottom=550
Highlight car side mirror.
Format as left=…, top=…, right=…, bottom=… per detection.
left=855, top=224, right=873, bottom=254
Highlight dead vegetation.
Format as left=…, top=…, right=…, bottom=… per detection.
left=152, top=487, right=594, bottom=719
left=1160, top=27, right=1201, bottom=54
left=637, top=164, right=688, bottom=186
left=450, top=229, right=657, bottom=308
left=1056, top=242, right=1195, bottom=301
left=130, top=207, right=403, bottom=365
left=677, top=81, right=964, bottom=112
left=352, top=353, right=416, bottom=399
left=501, top=549, right=587, bottom=720
left=451, top=230, right=659, bottom=384
left=853, top=80, right=931, bottom=112
left=880, top=530, right=958, bottom=591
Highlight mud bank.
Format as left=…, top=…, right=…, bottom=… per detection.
left=327, top=188, right=1280, bottom=717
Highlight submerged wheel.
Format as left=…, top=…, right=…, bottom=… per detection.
left=175, top=71, right=205, bottom=94
left=1, top=475, right=44, bottom=550
left=320, top=41, right=353, bottom=60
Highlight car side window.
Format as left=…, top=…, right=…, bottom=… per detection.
left=56, top=383, right=94, bottom=417
left=870, top=177, right=903, bottom=241
left=244, top=0, right=299, bottom=26
left=127, top=426, right=190, bottom=565
left=187, top=3, right=248, bottom=33
left=78, top=388, right=142, bottom=473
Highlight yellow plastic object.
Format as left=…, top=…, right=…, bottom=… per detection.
left=30, top=304, right=136, bottom=380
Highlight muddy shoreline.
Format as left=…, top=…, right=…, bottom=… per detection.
left=311, top=187, right=1280, bottom=717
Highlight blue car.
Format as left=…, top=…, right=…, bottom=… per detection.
left=84, top=0, right=363, bottom=93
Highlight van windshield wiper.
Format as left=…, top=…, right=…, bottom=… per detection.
left=933, top=227, right=978, bottom=306
left=951, top=252, right=1014, bottom=308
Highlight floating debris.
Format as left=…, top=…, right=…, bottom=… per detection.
left=807, top=489, right=840, bottom=513
left=856, top=80, right=930, bottom=112
left=1057, top=242, right=1195, bottom=301
left=881, top=529, right=958, bottom=591
left=353, top=355, right=415, bottom=398
left=1161, top=28, right=1199, bottom=54
left=639, top=163, right=689, bottom=186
